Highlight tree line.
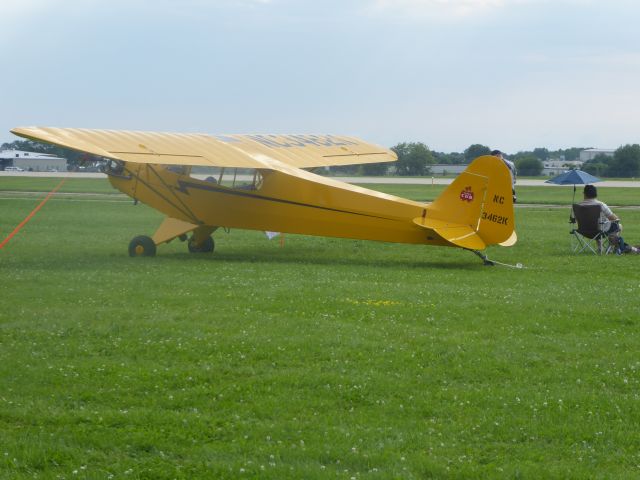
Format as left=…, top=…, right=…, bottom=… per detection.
left=356, top=143, right=640, bottom=178
left=4, top=138, right=640, bottom=178
left=581, top=145, right=640, bottom=178
left=350, top=143, right=584, bottom=177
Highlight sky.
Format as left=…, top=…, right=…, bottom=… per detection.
left=1, top=0, right=640, bottom=153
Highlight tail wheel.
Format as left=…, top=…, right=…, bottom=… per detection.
left=188, top=235, right=214, bottom=253
left=129, top=235, right=157, bottom=257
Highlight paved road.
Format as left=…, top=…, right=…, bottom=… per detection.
left=2, top=171, right=639, bottom=188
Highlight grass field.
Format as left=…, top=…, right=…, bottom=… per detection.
left=2, top=176, right=640, bottom=205
left=1, top=178, right=640, bottom=479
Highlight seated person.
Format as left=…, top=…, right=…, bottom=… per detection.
left=579, top=184, right=639, bottom=254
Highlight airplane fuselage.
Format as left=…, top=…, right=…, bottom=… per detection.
left=107, top=162, right=449, bottom=246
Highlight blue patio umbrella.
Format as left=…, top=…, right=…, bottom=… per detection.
left=545, top=169, right=601, bottom=186
left=545, top=169, right=602, bottom=203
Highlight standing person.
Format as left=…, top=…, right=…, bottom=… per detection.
left=579, top=184, right=639, bottom=254
left=491, top=149, right=517, bottom=203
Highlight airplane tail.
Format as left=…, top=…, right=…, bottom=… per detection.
left=413, top=155, right=516, bottom=250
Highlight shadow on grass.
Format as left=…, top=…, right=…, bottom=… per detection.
left=162, top=247, right=495, bottom=271
left=14, top=247, right=490, bottom=271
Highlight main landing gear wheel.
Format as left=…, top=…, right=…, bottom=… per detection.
left=188, top=235, right=214, bottom=254
left=129, top=235, right=157, bottom=257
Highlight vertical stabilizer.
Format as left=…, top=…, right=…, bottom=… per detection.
left=415, top=155, right=516, bottom=248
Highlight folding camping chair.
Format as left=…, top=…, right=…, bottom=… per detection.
left=570, top=204, right=612, bottom=255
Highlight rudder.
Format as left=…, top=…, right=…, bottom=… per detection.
left=415, top=155, right=516, bottom=249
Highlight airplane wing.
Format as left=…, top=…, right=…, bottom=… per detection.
left=10, top=127, right=397, bottom=170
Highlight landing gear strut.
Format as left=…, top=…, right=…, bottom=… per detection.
left=471, top=249, right=495, bottom=266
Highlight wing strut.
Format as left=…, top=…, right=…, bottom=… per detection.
left=124, top=164, right=202, bottom=225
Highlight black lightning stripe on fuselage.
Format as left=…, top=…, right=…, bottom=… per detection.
left=176, top=180, right=393, bottom=221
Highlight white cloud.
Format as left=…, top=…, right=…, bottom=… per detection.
left=0, top=0, right=100, bottom=46
left=0, top=0, right=51, bottom=45
left=0, top=0, right=49, bottom=17
left=369, top=0, right=509, bottom=18
left=0, top=0, right=271, bottom=18
left=366, top=0, right=595, bottom=19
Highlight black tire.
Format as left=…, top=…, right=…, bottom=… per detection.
left=129, top=235, right=157, bottom=257
left=188, top=235, right=214, bottom=253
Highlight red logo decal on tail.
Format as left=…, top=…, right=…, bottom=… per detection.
left=460, top=186, right=474, bottom=202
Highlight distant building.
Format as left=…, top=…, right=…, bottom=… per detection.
left=542, top=160, right=583, bottom=176
left=579, top=148, right=615, bottom=163
left=429, top=164, right=467, bottom=175
left=0, top=150, right=68, bottom=172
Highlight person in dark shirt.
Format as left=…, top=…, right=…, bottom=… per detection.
left=491, top=149, right=516, bottom=203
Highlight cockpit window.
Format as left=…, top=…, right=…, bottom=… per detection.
left=190, top=167, right=263, bottom=190
left=102, top=159, right=125, bottom=175
left=166, top=165, right=190, bottom=175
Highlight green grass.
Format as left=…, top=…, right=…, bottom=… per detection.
left=1, top=176, right=639, bottom=205
left=1, top=181, right=640, bottom=479
left=0, top=177, right=118, bottom=195
left=358, top=183, right=640, bottom=206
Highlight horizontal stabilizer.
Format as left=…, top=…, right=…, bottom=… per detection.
left=413, top=217, right=486, bottom=250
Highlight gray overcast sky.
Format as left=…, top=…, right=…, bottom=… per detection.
left=2, top=0, right=639, bottom=153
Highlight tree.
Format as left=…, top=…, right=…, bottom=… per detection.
left=362, top=162, right=390, bottom=176
left=582, top=153, right=612, bottom=176
left=391, top=142, right=435, bottom=176
left=433, top=151, right=465, bottom=165
left=608, top=144, right=640, bottom=178
left=555, top=147, right=585, bottom=162
left=532, top=147, right=549, bottom=161
left=329, top=164, right=361, bottom=175
left=511, top=151, right=532, bottom=162
left=464, top=144, right=491, bottom=163
left=515, top=155, right=543, bottom=176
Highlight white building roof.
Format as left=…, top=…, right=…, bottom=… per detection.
left=0, top=150, right=66, bottom=161
left=581, top=148, right=615, bottom=154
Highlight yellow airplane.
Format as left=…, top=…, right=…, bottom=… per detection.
left=11, top=127, right=516, bottom=264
